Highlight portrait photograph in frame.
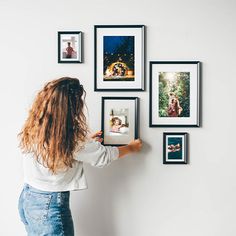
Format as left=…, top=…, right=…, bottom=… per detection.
left=150, top=61, right=201, bottom=127
left=95, top=25, right=145, bottom=91
left=163, top=132, right=188, bottom=164
left=101, top=97, right=139, bottom=146
left=58, top=31, right=82, bottom=63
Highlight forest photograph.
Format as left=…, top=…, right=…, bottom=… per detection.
left=158, top=72, right=190, bottom=118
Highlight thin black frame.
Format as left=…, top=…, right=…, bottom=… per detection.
left=149, top=61, right=201, bottom=127
left=163, top=132, right=188, bottom=164
left=94, top=25, right=145, bottom=91
left=101, top=97, right=139, bottom=146
left=58, top=31, right=83, bottom=63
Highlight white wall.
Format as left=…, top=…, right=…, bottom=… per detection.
left=0, top=0, right=235, bottom=235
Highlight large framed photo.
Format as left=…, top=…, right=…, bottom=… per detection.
left=150, top=61, right=201, bottom=127
left=163, top=132, right=188, bottom=164
left=95, top=25, right=145, bottom=91
left=101, top=97, right=139, bottom=146
left=58, top=31, right=82, bottom=63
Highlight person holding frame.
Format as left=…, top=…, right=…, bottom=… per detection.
left=17, top=77, right=142, bottom=235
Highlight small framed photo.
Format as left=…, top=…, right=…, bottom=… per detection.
left=101, top=97, right=139, bottom=146
left=58, top=31, right=82, bottom=63
left=150, top=61, right=201, bottom=127
left=94, top=25, right=145, bottom=91
left=163, top=132, right=188, bottom=164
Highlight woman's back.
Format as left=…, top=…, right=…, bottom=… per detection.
left=18, top=77, right=142, bottom=236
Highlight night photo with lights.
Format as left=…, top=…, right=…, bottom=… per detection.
left=103, top=36, right=135, bottom=81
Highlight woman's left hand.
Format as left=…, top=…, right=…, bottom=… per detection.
left=90, top=131, right=103, bottom=143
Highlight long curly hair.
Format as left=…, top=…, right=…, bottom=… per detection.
left=18, top=77, right=88, bottom=173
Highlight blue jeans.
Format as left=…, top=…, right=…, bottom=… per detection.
left=18, top=184, right=74, bottom=236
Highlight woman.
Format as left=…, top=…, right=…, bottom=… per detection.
left=167, top=97, right=183, bottom=117
left=111, top=117, right=122, bottom=132
left=18, top=77, right=142, bottom=235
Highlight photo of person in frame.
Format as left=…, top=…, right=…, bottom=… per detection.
left=159, top=72, right=190, bottom=118
left=65, top=42, right=75, bottom=58
left=109, top=108, right=129, bottom=136
left=167, top=93, right=183, bottom=117
left=61, top=35, right=78, bottom=59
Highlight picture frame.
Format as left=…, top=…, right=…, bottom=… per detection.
left=163, top=132, right=188, bottom=164
left=58, top=31, right=83, bottom=63
left=101, top=97, right=139, bottom=146
left=150, top=61, right=201, bottom=127
left=94, top=25, right=145, bottom=91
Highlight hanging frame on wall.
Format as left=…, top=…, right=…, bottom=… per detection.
left=94, top=25, right=145, bottom=91
left=101, top=97, right=139, bottom=146
left=149, top=61, right=201, bottom=127
left=163, top=132, right=188, bottom=164
left=58, top=31, right=83, bottom=63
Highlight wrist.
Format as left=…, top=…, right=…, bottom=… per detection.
left=127, top=144, right=135, bottom=153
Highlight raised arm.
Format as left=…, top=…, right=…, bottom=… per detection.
left=90, top=131, right=143, bottom=159
left=76, top=140, right=119, bottom=168
left=76, top=133, right=142, bottom=167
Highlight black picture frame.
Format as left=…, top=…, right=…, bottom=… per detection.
left=94, top=25, right=145, bottom=91
left=149, top=61, right=201, bottom=127
left=58, top=31, right=83, bottom=63
left=101, top=97, right=139, bottom=146
left=163, top=132, right=188, bottom=164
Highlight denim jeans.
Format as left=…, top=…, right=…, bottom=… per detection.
left=18, top=184, right=74, bottom=236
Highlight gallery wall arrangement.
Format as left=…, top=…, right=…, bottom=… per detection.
left=57, top=26, right=201, bottom=165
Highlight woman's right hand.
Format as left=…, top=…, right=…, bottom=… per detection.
left=118, top=139, right=143, bottom=158
left=128, top=139, right=143, bottom=152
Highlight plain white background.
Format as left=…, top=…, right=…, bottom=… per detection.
left=0, top=0, right=235, bottom=235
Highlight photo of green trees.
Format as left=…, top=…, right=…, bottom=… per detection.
left=159, top=72, right=190, bottom=117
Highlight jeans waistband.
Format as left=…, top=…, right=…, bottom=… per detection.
left=22, top=184, right=70, bottom=208
left=23, top=184, right=70, bottom=195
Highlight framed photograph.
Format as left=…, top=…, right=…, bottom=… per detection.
left=150, top=61, right=201, bottom=127
left=58, top=31, right=82, bottom=63
left=94, top=25, right=145, bottom=91
left=101, top=97, right=139, bottom=146
left=163, top=132, right=188, bottom=164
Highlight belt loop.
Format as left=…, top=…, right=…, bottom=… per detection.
left=23, top=184, right=29, bottom=190
left=57, top=192, right=61, bottom=205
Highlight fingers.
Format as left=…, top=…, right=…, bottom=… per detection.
left=135, top=139, right=143, bottom=147
left=95, top=137, right=103, bottom=143
left=91, top=130, right=103, bottom=139
left=135, top=139, right=143, bottom=151
left=129, top=138, right=143, bottom=152
left=136, top=138, right=142, bottom=144
left=96, top=130, right=103, bottom=136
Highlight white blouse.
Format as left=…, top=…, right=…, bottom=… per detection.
left=23, top=140, right=119, bottom=192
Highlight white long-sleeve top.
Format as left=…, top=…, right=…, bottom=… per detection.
left=23, top=140, right=119, bottom=192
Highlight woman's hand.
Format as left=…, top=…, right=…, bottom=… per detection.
left=128, top=139, right=143, bottom=152
left=90, top=131, right=103, bottom=143
left=118, top=139, right=143, bottom=158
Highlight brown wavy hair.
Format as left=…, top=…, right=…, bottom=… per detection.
left=18, top=77, right=88, bottom=173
